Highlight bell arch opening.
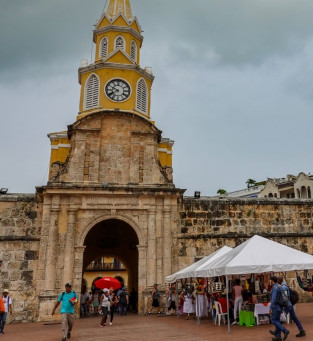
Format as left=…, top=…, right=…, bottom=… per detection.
left=82, top=219, right=139, bottom=299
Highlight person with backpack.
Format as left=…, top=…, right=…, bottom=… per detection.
left=269, top=276, right=290, bottom=341
left=278, top=276, right=306, bottom=338
left=118, top=287, right=129, bottom=316
left=52, top=283, right=78, bottom=341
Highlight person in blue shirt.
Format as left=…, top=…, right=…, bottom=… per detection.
left=52, top=283, right=78, bottom=341
left=269, top=276, right=289, bottom=341
left=278, top=276, right=306, bottom=338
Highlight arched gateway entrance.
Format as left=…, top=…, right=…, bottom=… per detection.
left=83, top=219, right=139, bottom=294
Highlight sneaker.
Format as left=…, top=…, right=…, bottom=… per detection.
left=99, top=323, right=104, bottom=328
left=158, top=312, right=162, bottom=315
left=109, top=322, right=112, bottom=326
left=67, top=332, right=71, bottom=339
left=232, top=321, right=237, bottom=325
left=296, top=330, right=306, bottom=337
left=148, top=312, right=151, bottom=315
left=62, top=338, right=66, bottom=341
left=283, top=330, right=290, bottom=340
left=166, top=312, right=170, bottom=316
left=269, top=330, right=276, bottom=336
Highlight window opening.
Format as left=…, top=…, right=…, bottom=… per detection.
left=136, top=79, right=148, bottom=114
left=85, top=74, right=99, bottom=110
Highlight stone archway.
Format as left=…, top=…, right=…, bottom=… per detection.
left=82, top=219, right=139, bottom=295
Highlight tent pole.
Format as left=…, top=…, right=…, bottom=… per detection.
left=196, top=294, right=200, bottom=325
left=176, top=280, right=179, bottom=318
left=226, top=276, right=231, bottom=334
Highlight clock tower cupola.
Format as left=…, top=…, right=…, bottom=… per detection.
left=77, top=0, right=154, bottom=120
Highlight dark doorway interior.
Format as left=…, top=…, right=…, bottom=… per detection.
left=83, top=219, right=139, bottom=292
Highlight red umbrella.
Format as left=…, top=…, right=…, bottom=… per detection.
left=94, top=277, right=122, bottom=290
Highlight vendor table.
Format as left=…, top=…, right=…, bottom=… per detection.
left=254, top=303, right=271, bottom=325
left=239, top=310, right=256, bottom=327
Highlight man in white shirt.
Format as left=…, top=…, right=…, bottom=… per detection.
left=0, top=289, right=12, bottom=334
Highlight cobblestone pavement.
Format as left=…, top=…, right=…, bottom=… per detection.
left=3, top=303, right=313, bottom=341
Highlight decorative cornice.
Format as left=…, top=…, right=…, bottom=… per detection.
left=93, top=25, right=143, bottom=44
left=78, top=62, right=154, bottom=84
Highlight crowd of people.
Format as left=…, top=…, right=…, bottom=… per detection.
left=0, top=274, right=306, bottom=341
left=80, top=287, right=138, bottom=321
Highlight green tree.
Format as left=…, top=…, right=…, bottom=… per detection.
left=217, top=189, right=227, bottom=195
left=246, top=179, right=257, bottom=188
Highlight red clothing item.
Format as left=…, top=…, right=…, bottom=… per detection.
left=217, top=298, right=230, bottom=313
left=0, top=297, right=4, bottom=312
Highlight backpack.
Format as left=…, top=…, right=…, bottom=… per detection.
left=60, top=291, right=77, bottom=301
left=119, top=292, right=127, bottom=304
left=289, top=288, right=299, bottom=305
left=276, top=286, right=289, bottom=308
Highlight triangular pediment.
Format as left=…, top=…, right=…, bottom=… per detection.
left=103, top=49, right=135, bottom=65
left=130, top=17, right=141, bottom=33
left=96, top=12, right=112, bottom=29
left=96, top=12, right=142, bottom=34
left=111, top=13, right=130, bottom=28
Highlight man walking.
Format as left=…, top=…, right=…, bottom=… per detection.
left=148, top=283, right=161, bottom=315
left=0, top=289, right=12, bottom=334
left=269, top=276, right=289, bottom=341
left=278, top=276, right=306, bottom=338
left=52, top=283, right=78, bottom=341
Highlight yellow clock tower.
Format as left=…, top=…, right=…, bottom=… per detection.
left=48, top=0, right=173, bottom=180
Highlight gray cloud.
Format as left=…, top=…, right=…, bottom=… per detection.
left=1, top=0, right=313, bottom=195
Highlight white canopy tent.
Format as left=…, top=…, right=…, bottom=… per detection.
left=165, top=246, right=232, bottom=283
left=195, top=235, right=313, bottom=278
left=194, top=235, right=313, bottom=333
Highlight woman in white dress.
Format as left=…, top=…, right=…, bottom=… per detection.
left=183, top=292, right=195, bottom=320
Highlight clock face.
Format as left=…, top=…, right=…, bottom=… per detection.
left=105, top=79, right=131, bottom=102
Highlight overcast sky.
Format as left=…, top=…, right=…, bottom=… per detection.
left=1, top=0, right=313, bottom=196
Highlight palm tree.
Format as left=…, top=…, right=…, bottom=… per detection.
left=246, top=179, right=256, bottom=188
left=217, top=189, right=227, bottom=195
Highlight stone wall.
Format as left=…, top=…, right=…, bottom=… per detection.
left=173, top=197, right=313, bottom=302
left=2, top=193, right=313, bottom=323
left=0, top=194, right=41, bottom=322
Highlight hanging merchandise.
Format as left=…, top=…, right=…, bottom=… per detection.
left=255, top=279, right=260, bottom=293
left=245, top=280, right=249, bottom=290
left=209, top=277, right=224, bottom=293
left=195, top=278, right=205, bottom=295
left=302, top=270, right=312, bottom=288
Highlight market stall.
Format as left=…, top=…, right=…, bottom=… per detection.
left=195, top=235, right=313, bottom=333
left=165, top=246, right=232, bottom=323
left=165, top=246, right=232, bottom=283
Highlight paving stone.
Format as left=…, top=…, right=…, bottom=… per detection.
left=3, top=303, right=313, bottom=341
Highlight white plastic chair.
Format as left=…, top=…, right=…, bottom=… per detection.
left=214, top=301, right=227, bottom=326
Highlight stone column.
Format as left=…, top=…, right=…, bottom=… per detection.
left=137, top=245, right=147, bottom=314
left=147, top=209, right=156, bottom=286
left=38, top=207, right=60, bottom=321
left=62, top=209, right=77, bottom=285
left=44, top=208, right=60, bottom=293
left=163, top=209, right=172, bottom=279
left=73, top=246, right=86, bottom=318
